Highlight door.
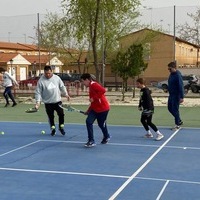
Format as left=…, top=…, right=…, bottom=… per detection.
left=20, top=67, right=26, bottom=80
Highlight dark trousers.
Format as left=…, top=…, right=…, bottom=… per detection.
left=86, top=110, right=110, bottom=142
left=45, top=101, right=64, bottom=129
left=3, top=86, right=16, bottom=104
left=140, top=114, right=158, bottom=132
left=168, top=95, right=181, bottom=125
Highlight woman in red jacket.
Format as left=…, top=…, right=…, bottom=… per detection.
left=81, top=73, right=111, bottom=147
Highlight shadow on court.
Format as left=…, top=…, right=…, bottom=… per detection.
left=0, top=122, right=199, bottom=200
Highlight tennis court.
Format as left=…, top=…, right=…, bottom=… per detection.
left=0, top=120, right=200, bottom=200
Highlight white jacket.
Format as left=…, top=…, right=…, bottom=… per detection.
left=2, top=72, right=18, bottom=87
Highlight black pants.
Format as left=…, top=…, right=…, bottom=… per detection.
left=3, top=86, right=16, bottom=104
left=45, top=101, right=64, bottom=129
left=140, top=114, right=158, bottom=132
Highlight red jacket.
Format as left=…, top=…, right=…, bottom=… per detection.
left=87, top=81, right=110, bottom=113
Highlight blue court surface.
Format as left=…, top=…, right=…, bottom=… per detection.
left=0, top=121, right=200, bottom=200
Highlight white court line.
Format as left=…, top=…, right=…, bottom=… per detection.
left=156, top=180, right=169, bottom=200
left=41, top=139, right=161, bottom=148
left=0, top=167, right=129, bottom=179
left=40, top=139, right=84, bottom=144
left=136, top=176, right=200, bottom=185
left=108, top=129, right=181, bottom=200
left=39, top=139, right=200, bottom=151
left=0, top=140, right=41, bottom=157
left=166, top=145, right=200, bottom=150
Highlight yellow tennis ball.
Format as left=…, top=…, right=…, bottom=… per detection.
left=60, top=124, right=64, bottom=128
left=1, top=131, right=5, bottom=135
left=51, top=126, right=55, bottom=129
left=41, top=130, right=45, bottom=134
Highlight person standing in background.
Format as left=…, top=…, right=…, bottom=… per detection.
left=0, top=67, right=18, bottom=107
left=136, top=78, right=164, bottom=141
left=167, top=61, right=184, bottom=130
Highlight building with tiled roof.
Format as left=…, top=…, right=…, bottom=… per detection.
left=0, top=41, right=88, bottom=80
left=0, top=53, right=31, bottom=80
left=0, top=41, right=48, bottom=55
left=0, top=52, right=63, bottom=81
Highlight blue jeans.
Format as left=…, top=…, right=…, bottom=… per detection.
left=86, top=110, right=110, bottom=142
left=168, top=95, right=181, bottom=125
left=3, top=86, right=16, bottom=104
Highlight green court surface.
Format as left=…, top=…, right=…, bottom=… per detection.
left=0, top=103, right=199, bottom=128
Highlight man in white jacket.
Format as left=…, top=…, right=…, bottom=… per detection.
left=0, top=68, right=18, bottom=107
left=35, top=65, right=70, bottom=136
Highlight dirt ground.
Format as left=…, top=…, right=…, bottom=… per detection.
left=68, top=95, right=200, bottom=107
left=2, top=88, right=199, bottom=107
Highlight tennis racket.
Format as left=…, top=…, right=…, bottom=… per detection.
left=59, top=104, right=85, bottom=114
left=25, top=107, right=38, bottom=113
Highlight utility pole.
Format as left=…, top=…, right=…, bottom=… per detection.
left=173, top=5, right=176, bottom=62
left=101, top=9, right=105, bottom=86
left=37, top=13, right=41, bottom=75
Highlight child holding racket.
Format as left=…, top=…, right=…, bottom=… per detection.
left=81, top=73, right=111, bottom=147
left=136, top=78, right=164, bottom=141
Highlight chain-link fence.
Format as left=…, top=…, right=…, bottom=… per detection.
left=0, top=6, right=199, bottom=44
left=138, top=5, right=199, bottom=37
left=0, top=13, right=46, bottom=44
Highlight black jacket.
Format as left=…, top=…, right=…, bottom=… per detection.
left=139, top=87, right=154, bottom=111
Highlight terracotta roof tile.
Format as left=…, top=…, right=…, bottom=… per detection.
left=0, top=52, right=18, bottom=63
left=23, top=55, right=50, bottom=64
left=0, top=41, right=47, bottom=51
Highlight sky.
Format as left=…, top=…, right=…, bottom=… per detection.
left=0, top=0, right=62, bottom=16
left=0, top=0, right=199, bottom=43
left=142, top=0, right=200, bottom=8
left=0, top=0, right=199, bottom=16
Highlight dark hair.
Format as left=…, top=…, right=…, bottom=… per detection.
left=168, top=61, right=176, bottom=68
left=80, top=73, right=92, bottom=80
left=0, top=67, right=6, bottom=72
left=44, top=65, right=52, bottom=71
left=136, top=78, right=145, bottom=85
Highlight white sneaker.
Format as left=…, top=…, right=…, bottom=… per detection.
left=171, top=125, right=180, bottom=131
left=144, top=133, right=153, bottom=138
left=155, top=134, right=164, bottom=141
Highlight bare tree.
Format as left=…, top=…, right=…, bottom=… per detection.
left=177, top=8, right=200, bottom=67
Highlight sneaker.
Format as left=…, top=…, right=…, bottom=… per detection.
left=179, top=120, right=183, bottom=126
left=59, top=124, right=65, bottom=135
left=4, top=103, right=10, bottom=107
left=59, top=129, right=65, bottom=136
left=84, top=141, right=96, bottom=147
left=12, top=103, right=17, bottom=107
left=171, top=125, right=180, bottom=131
left=155, top=134, right=164, bottom=141
left=101, top=137, right=111, bottom=144
left=51, top=126, right=56, bottom=136
left=144, top=133, right=153, bottom=138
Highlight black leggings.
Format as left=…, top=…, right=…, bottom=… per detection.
left=45, top=101, right=64, bottom=128
left=140, top=114, right=158, bottom=132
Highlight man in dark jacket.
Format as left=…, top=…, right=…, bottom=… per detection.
left=167, top=61, right=184, bottom=130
